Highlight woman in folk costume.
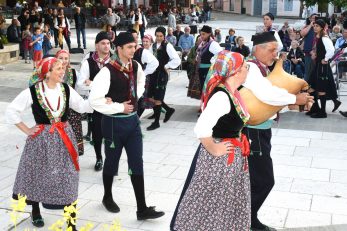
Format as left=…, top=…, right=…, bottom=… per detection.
left=187, top=35, right=203, bottom=100
left=55, top=49, right=84, bottom=156
left=5, top=57, right=93, bottom=229
left=307, top=19, right=341, bottom=118
left=171, top=51, right=251, bottom=230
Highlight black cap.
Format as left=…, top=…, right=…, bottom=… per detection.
left=314, top=19, right=326, bottom=29
left=95, top=31, right=110, bottom=44
left=114, top=32, right=136, bottom=47
left=155, top=26, right=166, bottom=36
left=264, top=12, right=274, bottom=21
left=251, top=31, right=277, bottom=46
left=200, top=25, right=212, bottom=34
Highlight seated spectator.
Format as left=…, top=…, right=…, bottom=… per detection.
left=225, top=28, right=236, bottom=50
left=178, top=26, right=194, bottom=59
left=173, top=25, right=184, bottom=46
left=166, top=27, right=177, bottom=46
left=7, top=19, right=21, bottom=43
left=214, top=28, right=221, bottom=43
left=330, top=25, right=342, bottom=45
left=233, top=36, right=250, bottom=58
left=287, top=40, right=305, bottom=78
left=280, top=51, right=291, bottom=74
left=282, top=27, right=295, bottom=51
left=334, top=28, right=347, bottom=50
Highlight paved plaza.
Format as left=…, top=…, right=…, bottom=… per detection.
left=1, top=14, right=347, bottom=231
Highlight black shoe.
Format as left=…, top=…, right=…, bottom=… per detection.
left=31, top=214, right=44, bottom=228
left=83, top=46, right=87, bottom=49
left=83, top=135, right=91, bottom=141
left=340, top=111, right=347, bottom=117
left=78, top=45, right=81, bottom=48
left=251, top=226, right=277, bottom=231
left=102, top=196, right=120, bottom=213
left=146, top=122, right=160, bottom=131
left=310, top=112, right=327, bottom=118
left=55, top=45, right=58, bottom=48
left=332, top=100, right=341, bottom=112
left=137, top=206, right=165, bottom=220
left=163, top=108, right=175, bottom=123
left=94, top=159, right=103, bottom=171
left=147, top=114, right=155, bottom=119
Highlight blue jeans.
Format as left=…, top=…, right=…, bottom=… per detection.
left=304, top=54, right=312, bottom=81
left=293, top=63, right=304, bottom=78
left=76, top=28, right=86, bottom=48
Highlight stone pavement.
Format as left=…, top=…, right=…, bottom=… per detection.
left=1, top=13, right=347, bottom=231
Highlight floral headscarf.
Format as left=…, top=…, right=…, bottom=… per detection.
left=202, top=50, right=249, bottom=123
left=29, top=57, right=59, bottom=86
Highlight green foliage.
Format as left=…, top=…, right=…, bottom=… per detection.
left=303, top=0, right=347, bottom=7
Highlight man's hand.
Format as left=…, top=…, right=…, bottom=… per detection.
left=321, top=60, right=328, bottom=65
left=295, top=92, right=314, bottom=105
left=123, top=100, right=134, bottom=114
left=84, top=79, right=91, bottom=86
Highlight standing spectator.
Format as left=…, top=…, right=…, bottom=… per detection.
left=52, top=9, right=59, bottom=48
left=287, top=40, right=304, bottom=78
left=29, top=9, right=40, bottom=29
left=168, top=7, right=177, bottom=30
left=330, top=25, right=342, bottom=45
left=18, top=9, right=30, bottom=32
left=106, top=24, right=115, bottom=48
left=207, top=4, right=212, bottom=21
left=74, top=7, right=87, bottom=49
left=166, top=27, right=177, bottom=46
left=233, top=36, right=250, bottom=58
left=0, top=14, right=7, bottom=35
left=131, top=8, right=147, bottom=39
left=214, top=28, right=221, bottom=43
left=173, top=25, right=184, bottom=46
left=54, top=8, right=71, bottom=50
left=178, top=26, right=195, bottom=59
left=43, top=8, right=55, bottom=44
left=331, top=14, right=337, bottom=29
left=335, top=28, right=347, bottom=49
left=42, top=24, right=52, bottom=56
left=7, top=19, right=21, bottom=43
left=102, top=8, right=120, bottom=35
left=188, top=9, right=198, bottom=36
left=301, top=13, right=317, bottom=81
left=278, top=21, right=289, bottom=42
left=22, top=24, right=32, bottom=63
left=57, top=0, right=65, bottom=7
left=282, top=27, right=293, bottom=51
left=225, top=28, right=236, bottom=51
left=30, top=26, right=44, bottom=69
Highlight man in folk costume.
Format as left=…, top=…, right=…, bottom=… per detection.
left=129, top=29, right=159, bottom=117
left=147, top=26, right=181, bottom=131
left=243, top=32, right=313, bottom=231
left=197, top=25, right=223, bottom=93
left=54, top=8, right=71, bottom=50
left=78, top=32, right=111, bottom=171
left=89, top=32, right=165, bottom=220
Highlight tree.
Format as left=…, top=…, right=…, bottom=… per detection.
left=303, top=0, right=347, bottom=7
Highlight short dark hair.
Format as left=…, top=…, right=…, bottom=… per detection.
left=34, top=26, right=41, bottom=31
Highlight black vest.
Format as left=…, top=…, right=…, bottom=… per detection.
left=211, top=87, right=244, bottom=138
left=87, top=57, right=101, bottom=81
left=105, top=61, right=139, bottom=113
left=133, top=47, right=146, bottom=70
left=316, top=37, right=327, bottom=62
left=153, top=42, right=170, bottom=71
left=200, top=42, right=214, bottom=65
left=30, top=83, right=70, bottom=124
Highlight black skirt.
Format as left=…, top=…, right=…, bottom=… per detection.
left=147, top=69, right=169, bottom=101
left=309, top=62, right=338, bottom=100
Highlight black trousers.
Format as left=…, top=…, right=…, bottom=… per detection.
left=91, top=111, right=103, bottom=160
left=242, top=127, right=274, bottom=225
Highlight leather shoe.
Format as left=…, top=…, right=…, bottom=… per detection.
left=94, top=159, right=103, bottom=171
left=163, top=108, right=175, bottom=123
left=340, top=111, right=347, bottom=117
left=102, top=196, right=120, bottom=213
left=147, top=122, right=160, bottom=131
left=137, top=206, right=165, bottom=220
left=310, top=112, right=327, bottom=118
left=31, top=213, right=44, bottom=228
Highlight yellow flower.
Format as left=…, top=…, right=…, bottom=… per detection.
left=9, top=194, right=27, bottom=230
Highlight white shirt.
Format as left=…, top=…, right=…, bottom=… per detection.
left=77, top=57, right=111, bottom=95
left=208, top=40, right=223, bottom=62
left=88, top=61, right=145, bottom=114
left=6, top=82, right=93, bottom=124
left=194, top=91, right=231, bottom=138
left=243, top=62, right=296, bottom=106
left=322, top=36, right=335, bottom=61
left=140, top=48, right=159, bottom=76
left=154, top=42, right=181, bottom=69
left=54, top=15, right=70, bottom=31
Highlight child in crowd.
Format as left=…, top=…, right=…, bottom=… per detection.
left=30, top=27, right=44, bottom=69
left=22, top=24, right=32, bottom=64
left=225, top=28, right=236, bottom=50
left=280, top=51, right=291, bottom=74
left=42, top=24, right=52, bottom=56
left=106, top=24, right=115, bottom=49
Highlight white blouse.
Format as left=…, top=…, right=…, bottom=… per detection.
left=6, top=82, right=93, bottom=124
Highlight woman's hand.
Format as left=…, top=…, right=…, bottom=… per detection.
left=105, top=97, right=113, bottom=104
left=26, top=125, right=42, bottom=136
left=200, top=137, right=234, bottom=157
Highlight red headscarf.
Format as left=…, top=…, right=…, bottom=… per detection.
left=38, top=57, right=59, bottom=79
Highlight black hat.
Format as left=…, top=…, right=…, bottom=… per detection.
left=200, top=25, right=212, bottom=34
left=114, top=32, right=136, bottom=47
left=251, top=31, right=277, bottom=46
left=155, top=26, right=166, bottom=36
left=264, top=12, right=274, bottom=21
left=128, top=29, right=138, bottom=34
left=95, top=31, right=110, bottom=44
left=314, top=19, right=326, bottom=29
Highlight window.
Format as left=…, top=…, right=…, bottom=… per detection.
left=229, top=0, right=234, bottom=11
left=284, top=0, right=293, bottom=11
